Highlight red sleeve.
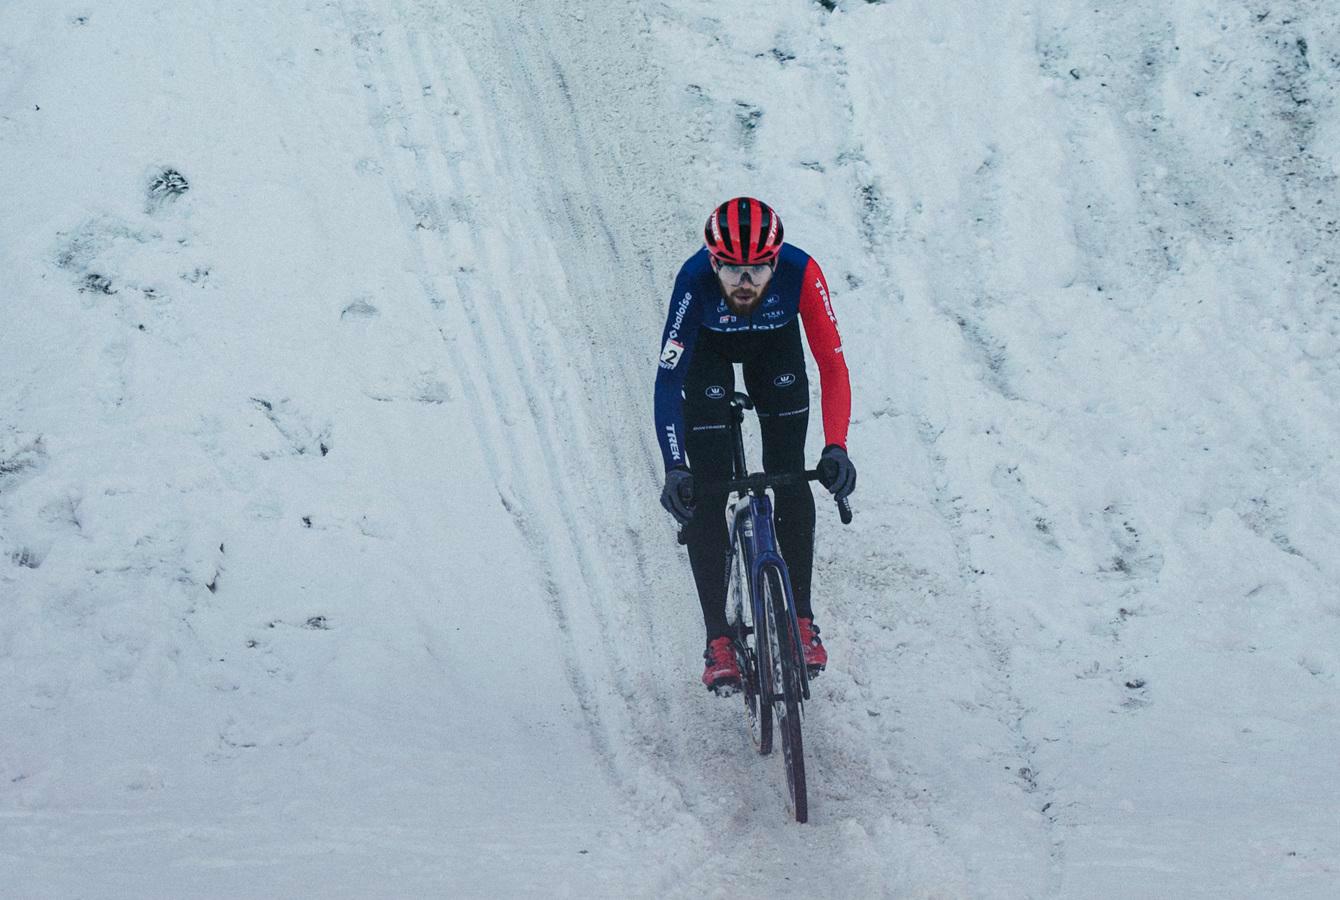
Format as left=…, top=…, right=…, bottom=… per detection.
left=797, top=258, right=851, bottom=449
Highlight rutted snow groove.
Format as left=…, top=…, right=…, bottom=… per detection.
left=330, top=2, right=718, bottom=877
left=335, top=0, right=612, bottom=718
left=455, top=0, right=705, bottom=796
left=396, top=9, right=798, bottom=882
left=434, top=11, right=654, bottom=766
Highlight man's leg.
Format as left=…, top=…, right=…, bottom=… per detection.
left=681, top=347, right=736, bottom=640
left=744, top=323, right=817, bottom=619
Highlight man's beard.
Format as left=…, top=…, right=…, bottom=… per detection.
left=727, top=292, right=760, bottom=314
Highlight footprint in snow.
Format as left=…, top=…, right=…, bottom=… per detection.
left=145, top=167, right=189, bottom=214
left=250, top=397, right=333, bottom=458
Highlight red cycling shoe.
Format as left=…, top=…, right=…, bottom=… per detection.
left=702, top=636, right=742, bottom=693
left=797, top=617, right=828, bottom=674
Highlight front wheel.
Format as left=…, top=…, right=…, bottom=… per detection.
left=763, top=564, right=807, bottom=823
left=731, top=543, right=771, bottom=755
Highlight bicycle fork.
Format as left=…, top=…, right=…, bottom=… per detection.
left=733, top=494, right=811, bottom=704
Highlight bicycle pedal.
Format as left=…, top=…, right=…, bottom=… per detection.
left=708, top=680, right=741, bottom=698
left=806, top=664, right=824, bottom=679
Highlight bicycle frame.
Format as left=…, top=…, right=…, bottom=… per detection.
left=727, top=490, right=810, bottom=703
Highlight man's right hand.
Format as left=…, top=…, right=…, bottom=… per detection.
left=660, top=466, right=695, bottom=525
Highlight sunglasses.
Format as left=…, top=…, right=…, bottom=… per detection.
left=714, top=260, right=775, bottom=285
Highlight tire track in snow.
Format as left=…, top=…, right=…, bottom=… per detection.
left=336, top=0, right=612, bottom=726
left=395, top=6, right=661, bottom=776
left=444, top=3, right=720, bottom=826
left=332, top=1, right=711, bottom=859
left=403, top=9, right=766, bottom=866
left=405, top=1, right=788, bottom=853
left=337, top=0, right=588, bottom=702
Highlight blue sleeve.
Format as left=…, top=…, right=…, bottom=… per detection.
left=653, top=268, right=704, bottom=471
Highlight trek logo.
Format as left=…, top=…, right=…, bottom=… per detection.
left=815, top=278, right=837, bottom=324
left=665, top=424, right=682, bottom=462
left=762, top=309, right=784, bottom=320
left=705, top=385, right=726, bottom=400
left=774, top=373, right=797, bottom=388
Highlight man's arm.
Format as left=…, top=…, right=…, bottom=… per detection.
left=796, top=258, right=851, bottom=449
left=653, top=271, right=704, bottom=470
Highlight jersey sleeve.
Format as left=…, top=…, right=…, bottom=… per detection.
left=797, top=258, right=851, bottom=449
left=653, top=269, right=705, bottom=470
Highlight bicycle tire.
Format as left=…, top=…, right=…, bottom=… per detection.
left=732, top=544, right=772, bottom=755
left=763, top=564, right=807, bottom=823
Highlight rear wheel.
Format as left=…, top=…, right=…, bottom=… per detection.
left=763, top=565, right=807, bottom=823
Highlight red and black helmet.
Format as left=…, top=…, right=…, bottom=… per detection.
left=704, top=197, right=784, bottom=265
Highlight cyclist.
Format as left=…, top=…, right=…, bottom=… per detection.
left=655, top=197, right=856, bottom=692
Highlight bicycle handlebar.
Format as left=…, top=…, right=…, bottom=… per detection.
left=696, top=467, right=852, bottom=523
left=674, top=393, right=852, bottom=549
left=694, top=468, right=821, bottom=496
left=677, top=466, right=852, bottom=543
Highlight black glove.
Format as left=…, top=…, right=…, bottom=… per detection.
left=660, top=466, right=695, bottom=525
left=818, top=445, right=856, bottom=501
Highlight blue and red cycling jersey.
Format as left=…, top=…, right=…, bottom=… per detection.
left=654, top=243, right=851, bottom=470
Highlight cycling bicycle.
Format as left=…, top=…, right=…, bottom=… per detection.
left=691, top=392, right=852, bottom=824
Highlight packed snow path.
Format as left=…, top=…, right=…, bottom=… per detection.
left=2, top=1, right=1337, bottom=896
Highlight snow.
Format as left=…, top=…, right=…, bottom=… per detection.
left=2, top=0, right=1338, bottom=896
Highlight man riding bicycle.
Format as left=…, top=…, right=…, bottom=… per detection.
left=654, top=197, right=856, bottom=693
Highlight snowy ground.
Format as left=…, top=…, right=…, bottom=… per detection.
left=2, top=1, right=1338, bottom=897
